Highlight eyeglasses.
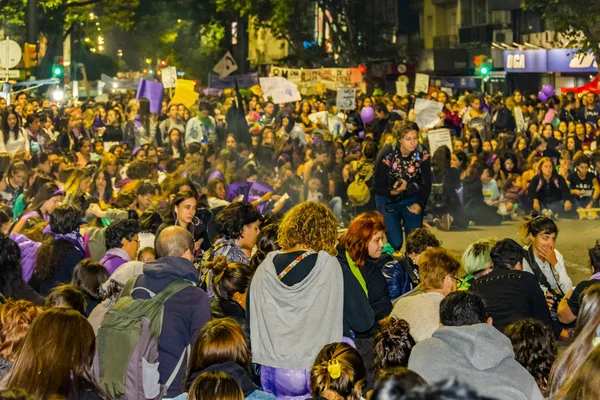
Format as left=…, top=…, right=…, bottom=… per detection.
left=449, top=275, right=464, bottom=288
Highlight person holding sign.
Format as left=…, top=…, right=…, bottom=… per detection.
left=373, top=121, right=431, bottom=251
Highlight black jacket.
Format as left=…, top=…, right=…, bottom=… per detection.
left=30, top=241, right=85, bottom=297
left=133, top=256, right=211, bottom=398
left=336, top=245, right=391, bottom=336
left=185, top=361, right=260, bottom=396
left=469, top=266, right=553, bottom=333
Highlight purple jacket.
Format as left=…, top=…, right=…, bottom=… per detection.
left=10, top=233, right=42, bottom=282
left=99, top=248, right=131, bottom=276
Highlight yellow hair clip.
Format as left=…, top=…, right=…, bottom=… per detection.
left=327, top=360, right=341, bottom=379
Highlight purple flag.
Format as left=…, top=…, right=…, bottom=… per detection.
left=226, top=182, right=251, bottom=202
left=136, top=79, right=164, bottom=114
left=246, top=181, right=274, bottom=203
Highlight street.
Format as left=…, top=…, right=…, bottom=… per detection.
left=432, top=219, right=600, bottom=285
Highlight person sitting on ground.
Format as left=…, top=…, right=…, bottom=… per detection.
left=138, top=247, right=157, bottom=263
left=505, top=319, right=557, bottom=398
left=528, top=157, right=572, bottom=217
left=373, top=317, right=416, bottom=380
left=408, top=291, right=544, bottom=400
left=0, top=233, right=43, bottom=306
left=71, top=259, right=110, bottom=317
left=30, top=205, right=87, bottom=296
left=308, top=342, right=366, bottom=400
left=44, top=284, right=87, bottom=315
left=551, top=345, right=600, bottom=400
left=390, top=247, right=460, bottom=342
left=99, top=219, right=141, bottom=275
left=370, top=370, right=427, bottom=400
left=549, top=283, right=600, bottom=395
left=0, top=308, right=104, bottom=399
left=179, top=318, right=276, bottom=400
left=382, top=228, right=441, bottom=301
left=186, top=371, right=244, bottom=400
left=521, top=213, right=572, bottom=308
left=558, top=240, right=600, bottom=325
left=460, top=237, right=497, bottom=289
left=469, top=238, right=552, bottom=333
left=124, top=226, right=211, bottom=398
left=0, top=299, right=43, bottom=380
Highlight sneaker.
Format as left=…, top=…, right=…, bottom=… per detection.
left=434, top=214, right=452, bottom=231
left=554, top=213, right=559, bottom=221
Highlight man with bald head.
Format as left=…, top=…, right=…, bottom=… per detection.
left=132, top=226, right=211, bottom=398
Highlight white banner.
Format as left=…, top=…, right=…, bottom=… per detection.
left=427, top=128, right=453, bottom=156
left=414, top=98, right=443, bottom=129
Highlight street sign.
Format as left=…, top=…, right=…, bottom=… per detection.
left=162, top=66, right=177, bottom=88
left=0, top=39, right=22, bottom=69
left=0, top=70, right=20, bottom=79
left=336, top=88, right=356, bottom=110
left=213, top=51, right=238, bottom=79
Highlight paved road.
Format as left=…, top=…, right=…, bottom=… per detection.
left=431, top=218, right=600, bottom=286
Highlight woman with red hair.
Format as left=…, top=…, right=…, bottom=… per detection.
left=337, top=211, right=393, bottom=381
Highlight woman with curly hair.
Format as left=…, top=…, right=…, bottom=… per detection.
left=504, top=319, right=556, bottom=398
left=30, top=205, right=87, bottom=296
left=0, top=233, right=43, bottom=305
left=0, top=299, right=43, bottom=380
left=248, top=201, right=347, bottom=398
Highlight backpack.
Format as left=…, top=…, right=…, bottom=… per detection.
left=347, top=162, right=374, bottom=206
left=428, top=182, right=447, bottom=209
left=94, top=276, right=193, bottom=400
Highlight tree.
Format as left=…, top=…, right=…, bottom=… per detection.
left=0, top=0, right=139, bottom=77
left=526, top=0, right=600, bottom=83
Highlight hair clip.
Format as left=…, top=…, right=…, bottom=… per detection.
left=327, top=360, right=341, bottom=379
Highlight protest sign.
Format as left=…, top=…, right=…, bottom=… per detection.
left=414, top=73, right=430, bottom=94
left=213, top=51, right=238, bottom=79
left=336, top=88, right=356, bottom=110
left=259, top=77, right=301, bottom=104
left=414, top=98, right=443, bottom=129
left=514, top=107, right=526, bottom=133
left=169, top=79, right=198, bottom=108
left=161, top=66, right=177, bottom=88
left=427, top=129, right=453, bottom=156
left=396, top=81, right=407, bottom=96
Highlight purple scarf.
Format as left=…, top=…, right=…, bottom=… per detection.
left=591, top=271, right=600, bottom=280
left=42, top=224, right=86, bottom=257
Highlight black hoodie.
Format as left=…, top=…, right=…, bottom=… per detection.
left=186, top=362, right=261, bottom=397
left=133, top=256, right=211, bottom=398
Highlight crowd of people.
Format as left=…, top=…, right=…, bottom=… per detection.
left=0, top=85, right=598, bottom=399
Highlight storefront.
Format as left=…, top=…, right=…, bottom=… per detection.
left=503, top=49, right=598, bottom=93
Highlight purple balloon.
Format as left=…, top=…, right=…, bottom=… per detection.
left=360, top=106, right=375, bottom=123
left=538, top=90, right=549, bottom=102
left=542, top=83, right=555, bottom=97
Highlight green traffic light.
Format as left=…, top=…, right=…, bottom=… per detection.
left=54, top=67, right=62, bottom=76
left=480, top=66, right=489, bottom=75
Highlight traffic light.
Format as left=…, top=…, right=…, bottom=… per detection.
left=23, top=43, right=37, bottom=68
left=474, top=55, right=492, bottom=77
left=52, top=64, right=63, bottom=77
left=160, top=60, right=168, bottom=67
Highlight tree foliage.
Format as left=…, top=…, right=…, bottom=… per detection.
left=526, top=0, right=600, bottom=68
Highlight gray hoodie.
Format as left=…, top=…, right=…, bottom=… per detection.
left=408, top=323, right=544, bottom=400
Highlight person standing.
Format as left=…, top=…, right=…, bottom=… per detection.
left=374, top=121, right=431, bottom=251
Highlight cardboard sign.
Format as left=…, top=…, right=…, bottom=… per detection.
left=336, top=88, right=356, bottom=110
left=427, top=129, right=453, bottom=156
left=414, top=73, right=430, bottom=94
left=161, top=66, right=177, bottom=89
left=213, top=51, right=238, bottom=79
left=514, top=106, right=526, bottom=133
left=396, top=81, right=407, bottom=96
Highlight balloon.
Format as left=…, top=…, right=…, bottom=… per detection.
left=542, top=84, right=555, bottom=97
left=360, top=106, right=375, bottom=123
left=538, top=91, right=549, bottom=102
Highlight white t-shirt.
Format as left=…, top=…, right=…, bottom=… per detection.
left=522, top=246, right=572, bottom=295
left=0, top=128, right=30, bottom=153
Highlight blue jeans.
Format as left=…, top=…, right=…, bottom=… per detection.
left=541, top=200, right=564, bottom=215
left=376, top=195, right=423, bottom=251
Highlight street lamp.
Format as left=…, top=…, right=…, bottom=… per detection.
left=177, top=19, right=182, bottom=23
